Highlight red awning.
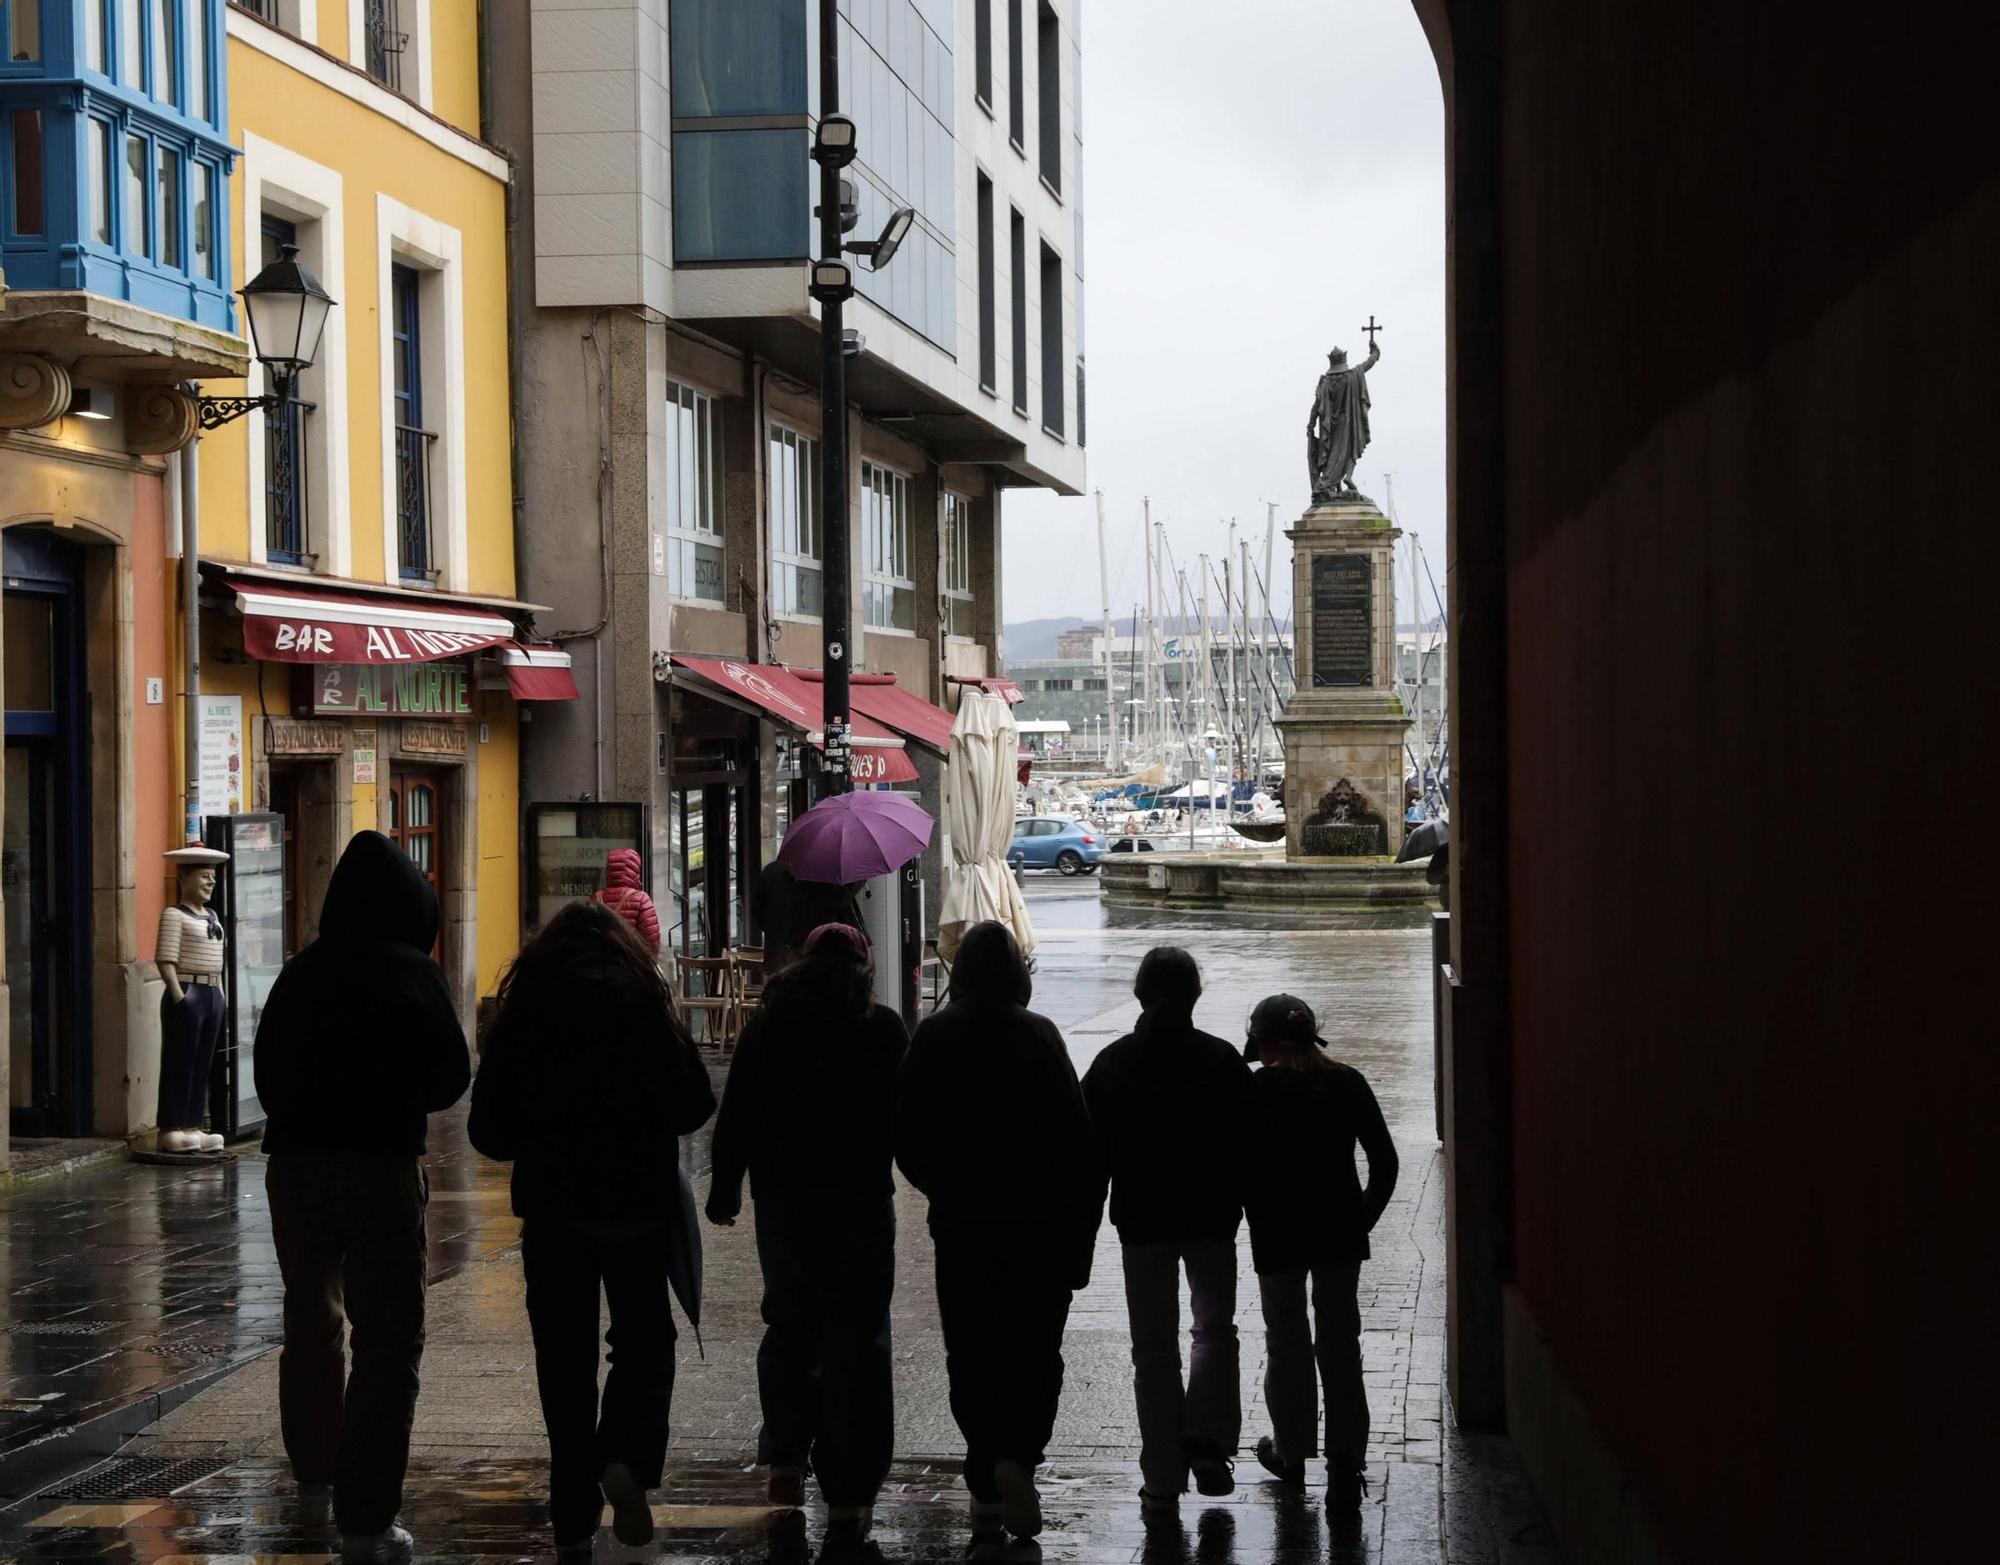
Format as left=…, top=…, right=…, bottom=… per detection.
left=222, top=573, right=516, bottom=664
left=497, top=643, right=579, bottom=701
left=668, top=656, right=918, bottom=784
left=948, top=674, right=1024, bottom=705
left=795, top=671, right=955, bottom=755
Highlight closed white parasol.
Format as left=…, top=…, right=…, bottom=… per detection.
left=939, top=688, right=1036, bottom=961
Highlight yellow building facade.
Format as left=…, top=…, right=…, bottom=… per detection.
left=187, top=3, right=542, bottom=1040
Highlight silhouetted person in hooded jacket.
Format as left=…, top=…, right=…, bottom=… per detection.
left=254, top=831, right=470, bottom=1565
left=896, top=921, right=1094, bottom=1545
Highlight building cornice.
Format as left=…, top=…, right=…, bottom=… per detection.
left=225, top=6, right=512, bottom=183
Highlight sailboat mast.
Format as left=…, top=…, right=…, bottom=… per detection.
left=1143, top=497, right=1155, bottom=761
left=1094, top=490, right=1119, bottom=771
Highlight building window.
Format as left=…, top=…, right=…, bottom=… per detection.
left=1038, top=2, right=1060, bottom=192
left=1007, top=0, right=1025, bottom=151
left=6, top=110, right=43, bottom=236
left=665, top=379, right=725, bottom=603
left=123, top=131, right=149, bottom=256
left=1, top=0, right=34, bottom=58
left=768, top=425, right=822, bottom=618
left=943, top=490, right=975, bottom=639
left=974, top=0, right=993, bottom=110
left=84, top=0, right=106, bottom=71
left=977, top=173, right=996, bottom=393
left=672, top=129, right=809, bottom=263
left=669, top=0, right=805, bottom=115
left=151, top=0, right=178, bottom=105
left=862, top=462, right=914, bottom=632
left=1077, top=355, right=1086, bottom=448
left=156, top=144, right=181, bottom=267
left=1040, top=242, right=1063, bottom=436
left=118, top=0, right=141, bottom=89
left=365, top=0, right=408, bottom=92
left=187, top=0, right=210, bottom=121
left=1010, top=208, right=1027, bottom=413
left=192, top=161, right=214, bottom=277
left=390, top=262, right=436, bottom=579
left=261, top=215, right=312, bottom=563
left=88, top=119, right=112, bottom=244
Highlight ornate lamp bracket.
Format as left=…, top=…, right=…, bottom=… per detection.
left=196, top=392, right=278, bottom=431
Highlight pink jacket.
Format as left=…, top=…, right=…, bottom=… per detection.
left=592, top=849, right=661, bottom=953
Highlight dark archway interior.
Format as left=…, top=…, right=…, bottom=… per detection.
left=1412, top=3, right=1995, bottom=1561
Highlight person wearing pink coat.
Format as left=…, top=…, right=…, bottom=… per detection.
left=591, top=849, right=661, bottom=953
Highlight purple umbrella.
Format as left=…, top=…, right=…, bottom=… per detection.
left=776, top=791, right=935, bottom=884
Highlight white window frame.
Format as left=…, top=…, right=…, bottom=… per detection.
left=240, top=132, right=350, bottom=577
left=665, top=378, right=725, bottom=603
left=376, top=192, right=466, bottom=591
left=941, top=488, right=975, bottom=640
left=861, top=460, right=914, bottom=634
left=768, top=423, right=823, bottom=621
left=350, top=0, right=430, bottom=108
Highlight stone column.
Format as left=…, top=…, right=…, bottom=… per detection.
left=1275, top=496, right=1413, bottom=857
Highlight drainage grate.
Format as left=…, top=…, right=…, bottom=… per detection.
left=2, top=1320, right=115, bottom=1336
left=48, top=1455, right=230, bottom=1501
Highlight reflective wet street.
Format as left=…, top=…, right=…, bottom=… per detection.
left=0, top=883, right=1549, bottom=1562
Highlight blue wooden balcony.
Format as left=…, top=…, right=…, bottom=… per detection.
left=0, top=0, right=236, bottom=334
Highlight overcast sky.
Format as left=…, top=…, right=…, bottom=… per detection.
left=1000, top=0, right=1446, bottom=631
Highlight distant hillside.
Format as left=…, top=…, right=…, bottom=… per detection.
left=1002, top=612, right=1241, bottom=661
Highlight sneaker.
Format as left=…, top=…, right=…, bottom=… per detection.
left=1138, top=1486, right=1180, bottom=1516
left=1187, top=1442, right=1234, bottom=1497
left=340, top=1524, right=415, bottom=1564
left=1254, top=1435, right=1305, bottom=1487
left=554, top=1539, right=594, bottom=1561
left=969, top=1496, right=1007, bottom=1535
left=991, top=1458, right=1042, bottom=1539
left=297, top=1482, right=334, bottom=1525
left=1327, top=1462, right=1369, bottom=1510
left=600, top=1460, right=654, bottom=1546
left=158, top=1128, right=202, bottom=1153
left=197, top=1131, right=225, bottom=1153
left=766, top=1464, right=806, bottom=1509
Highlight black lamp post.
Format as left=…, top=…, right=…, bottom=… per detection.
left=197, top=244, right=337, bottom=430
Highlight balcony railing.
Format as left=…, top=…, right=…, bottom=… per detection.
left=364, top=1, right=409, bottom=92
left=264, top=394, right=315, bottom=565
left=395, top=423, right=438, bottom=580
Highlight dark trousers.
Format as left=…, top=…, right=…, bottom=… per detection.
left=933, top=1222, right=1074, bottom=1504
left=522, top=1219, right=678, bottom=1546
left=1121, top=1239, right=1241, bottom=1496
left=752, top=1193, right=896, bottom=1507
left=1258, top=1260, right=1366, bottom=1467
left=156, top=983, right=224, bottom=1130
left=267, top=1152, right=429, bottom=1535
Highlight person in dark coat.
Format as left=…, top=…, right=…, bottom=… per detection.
left=1242, top=994, right=1398, bottom=1511
left=253, top=831, right=471, bottom=1565
left=896, top=921, right=1094, bottom=1544
left=705, top=923, right=908, bottom=1536
left=590, top=847, right=662, bottom=953
left=1081, top=946, right=1255, bottom=1512
left=468, top=900, right=715, bottom=1558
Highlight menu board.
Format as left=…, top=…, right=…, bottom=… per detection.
left=527, top=803, right=648, bottom=932
left=204, top=814, right=286, bottom=1138
left=1310, top=553, right=1374, bottom=687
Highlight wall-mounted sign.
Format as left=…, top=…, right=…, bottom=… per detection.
left=401, top=721, right=469, bottom=758
left=198, top=694, right=244, bottom=819
left=264, top=717, right=345, bottom=756
left=353, top=728, right=379, bottom=785
left=312, top=662, right=473, bottom=718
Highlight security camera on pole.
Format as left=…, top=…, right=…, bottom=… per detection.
left=809, top=0, right=915, bottom=798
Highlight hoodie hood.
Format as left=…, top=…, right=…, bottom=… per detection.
left=603, top=848, right=644, bottom=891
left=319, top=830, right=438, bottom=952
left=946, top=920, right=1032, bottom=1008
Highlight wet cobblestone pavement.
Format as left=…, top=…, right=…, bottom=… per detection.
left=0, top=883, right=1552, bottom=1562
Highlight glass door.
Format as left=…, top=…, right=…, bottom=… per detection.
left=388, top=767, right=443, bottom=956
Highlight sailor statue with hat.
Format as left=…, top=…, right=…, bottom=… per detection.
left=155, top=845, right=230, bottom=1155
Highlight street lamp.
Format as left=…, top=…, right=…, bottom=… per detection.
left=197, top=244, right=337, bottom=430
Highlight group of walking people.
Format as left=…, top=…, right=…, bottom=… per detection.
left=251, top=830, right=1397, bottom=1564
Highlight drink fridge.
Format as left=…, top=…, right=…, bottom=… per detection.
left=203, top=813, right=287, bottom=1140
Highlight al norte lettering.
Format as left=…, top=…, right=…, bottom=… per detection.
left=270, top=622, right=492, bottom=660
left=315, top=662, right=473, bottom=717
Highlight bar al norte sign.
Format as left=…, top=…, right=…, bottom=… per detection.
left=313, top=662, right=474, bottom=718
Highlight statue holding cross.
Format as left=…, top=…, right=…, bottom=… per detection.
left=1307, top=316, right=1383, bottom=503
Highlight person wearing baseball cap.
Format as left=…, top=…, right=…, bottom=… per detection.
left=1241, top=993, right=1398, bottom=1513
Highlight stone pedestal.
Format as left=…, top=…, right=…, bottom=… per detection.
left=1277, top=496, right=1412, bottom=858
